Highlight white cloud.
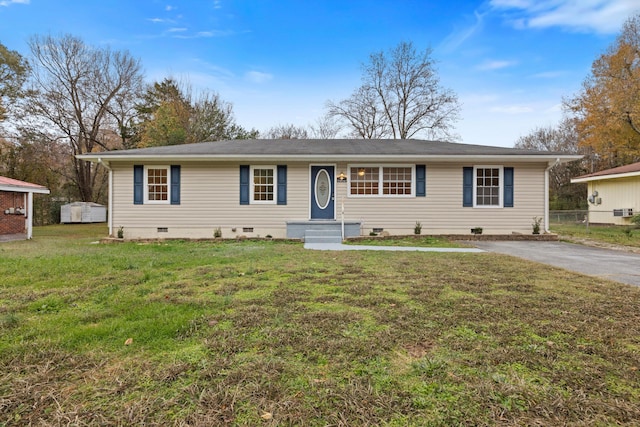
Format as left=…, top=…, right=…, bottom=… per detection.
left=245, top=71, right=273, bottom=84
left=0, top=0, right=29, bottom=6
left=458, top=98, right=564, bottom=146
left=544, top=103, right=563, bottom=113
left=167, top=27, right=187, bottom=33
left=531, top=70, right=567, bottom=79
left=165, top=5, right=175, bottom=11
left=491, top=0, right=533, bottom=8
left=439, top=10, right=486, bottom=53
left=476, top=60, right=518, bottom=70
left=148, top=18, right=166, bottom=23
left=171, top=29, right=236, bottom=39
left=490, top=105, right=535, bottom=114
left=188, top=58, right=237, bottom=80
left=461, top=93, right=500, bottom=105
left=213, top=0, right=222, bottom=9
left=490, top=0, right=640, bottom=34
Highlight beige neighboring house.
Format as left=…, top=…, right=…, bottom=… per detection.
left=571, top=161, right=640, bottom=225
left=77, top=139, right=580, bottom=240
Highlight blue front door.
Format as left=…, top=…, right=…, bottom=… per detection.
left=311, top=166, right=335, bottom=220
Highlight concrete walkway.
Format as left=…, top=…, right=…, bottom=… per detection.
left=471, top=241, right=640, bottom=286
left=304, top=242, right=484, bottom=253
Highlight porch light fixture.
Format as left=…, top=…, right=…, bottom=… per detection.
left=337, top=171, right=347, bottom=182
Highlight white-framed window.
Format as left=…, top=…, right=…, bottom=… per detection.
left=145, top=166, right=170, bottom=203
left=349, top=165, right=414, bottom=197
left=251, top=165, right=277, bottom=203
left=474, top=166, right=502, bottom=207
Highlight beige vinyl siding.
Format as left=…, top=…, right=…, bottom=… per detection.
left=112, top=161, right=310, bottom=239
left=335, top=162, right=546, bottom=235
left=587, top=178, right=640, bottom=225
left=111, top=160, right=548, bottom=238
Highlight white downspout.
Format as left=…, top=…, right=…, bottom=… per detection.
left=27, top=191, right=33, bottom=239
left=341, top=196, right=345, bottom=241
left=544, top=159, right=560, bottom=233
left=98, top=158, right=113, bottom=237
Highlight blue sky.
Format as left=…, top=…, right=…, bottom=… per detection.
left=1, top=0, right=639, bottom=147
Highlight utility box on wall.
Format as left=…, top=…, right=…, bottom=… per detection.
left=60, top=202, right=107, bottom=223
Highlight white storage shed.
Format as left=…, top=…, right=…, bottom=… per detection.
left=61, top=202, right=107, bottom=223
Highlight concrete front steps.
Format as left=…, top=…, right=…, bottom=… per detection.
left=286, top=220, right=361, bottom=241
left=304, top=229, right=343, bottom=244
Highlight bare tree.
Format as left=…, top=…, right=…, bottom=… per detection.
left=327, top=85, right=388, bottom=138
left=308, top=113, right=343, bottom=139
left=23, top=34, right=144, bottom=201
left=263, top=123, right=309, bottom=139
left=328, top=41, right=460, bottom=140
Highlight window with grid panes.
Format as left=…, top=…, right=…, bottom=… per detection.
left=382, top=167, right=412, bottom=195
left=350, top=167, right=379, bottom=195
left=349, top=166, right=414, bottom=196
left=475, top=167, right=500, bottom=206
left=147, top=168, right=168, bottom=201
left=252, top=167, right=275, bottom=202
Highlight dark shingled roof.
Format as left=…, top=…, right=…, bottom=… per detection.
left=87, top=139, right=573, bottom=158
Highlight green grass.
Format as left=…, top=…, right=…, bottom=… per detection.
left=346, top=235, right=464, bottom=247
left=552, top=223, right=640, bottom=248
left=1, top=224, right=640, bottom=425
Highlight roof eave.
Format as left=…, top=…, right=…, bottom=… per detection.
left=571, top=170, right=640, bottom=183
left=0, top=184, right=50, bottom=194
left=77, top=153, right=583, bottom=163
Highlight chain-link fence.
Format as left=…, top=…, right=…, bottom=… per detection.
left=549, top=210, right=588, bottom=224
left=549, top=210, right=638, bottom=229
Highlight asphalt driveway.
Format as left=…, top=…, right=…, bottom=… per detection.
left=471, top=241, right=640, bottom=286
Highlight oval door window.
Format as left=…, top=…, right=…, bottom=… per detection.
left=315, top=169, right=331, bottom=209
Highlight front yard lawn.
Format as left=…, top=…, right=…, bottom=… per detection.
left=1, top=224, right=639, bottom=425
left=552, top=223, right=640, bottom=248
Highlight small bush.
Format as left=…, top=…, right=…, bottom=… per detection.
left=532, top=217, right=542, bottom=235
left=414, top=221, right=422, bottom=235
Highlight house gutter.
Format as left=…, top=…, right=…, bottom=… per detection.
left=571, top=170, right=640, bottom=183
left=545, top=158, right=560, bottom=233
left=98, top=158, right=113, bottom=237
left=78, top=153, right=583, bottom=163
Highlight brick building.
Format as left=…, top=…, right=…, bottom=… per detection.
left=0, top=176, right=50, bottom=240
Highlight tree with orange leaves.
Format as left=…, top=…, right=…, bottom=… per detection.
left=566, top=14, right=640, bottom=168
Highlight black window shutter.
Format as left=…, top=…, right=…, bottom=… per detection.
left=133, top=165, right=144, bottom=205
left=239, top=165, right=250, bottom=205
left=170, top=165, right=181, bottom=205
left=504, top=167, right=514, bottom=208
left=416, top=165, right=426, bottom=197
left=463, top=167, right=473, bottom=207
left=277, top=165, right=287, bottom=205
